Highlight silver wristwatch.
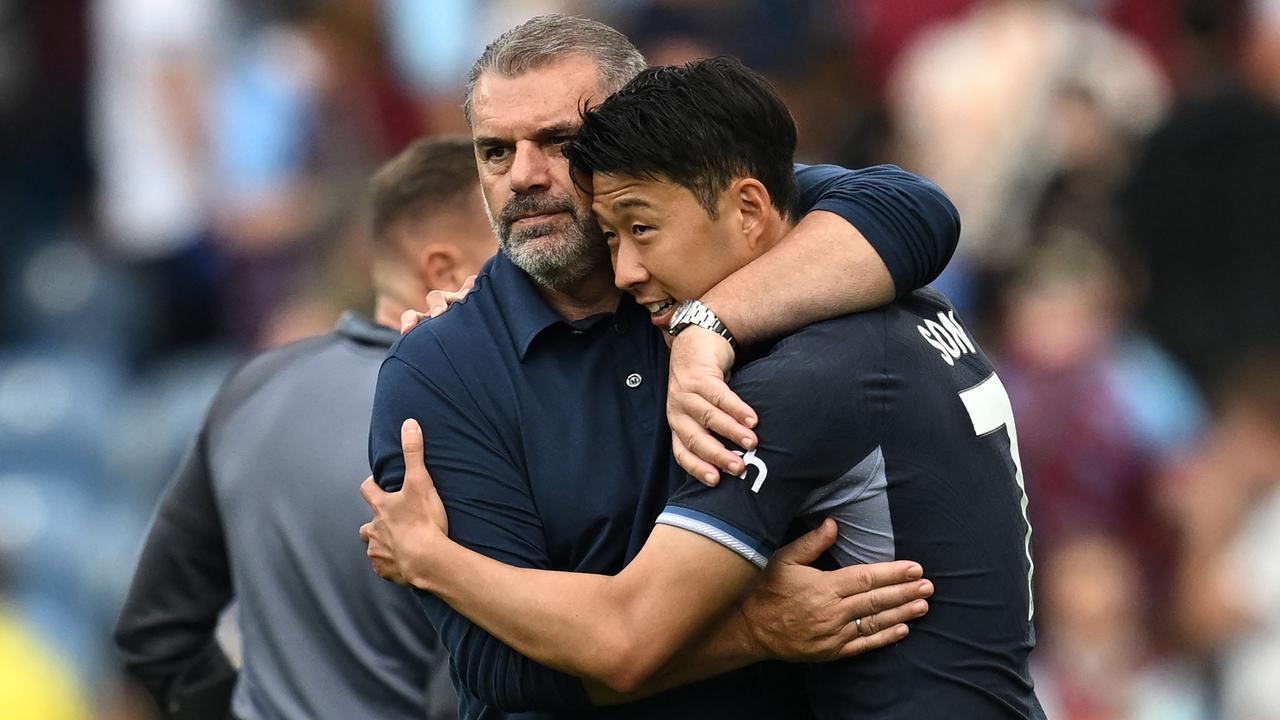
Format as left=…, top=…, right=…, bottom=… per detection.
left=667, top=300, right=736, bottom=348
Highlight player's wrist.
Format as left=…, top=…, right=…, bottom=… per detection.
left=668, top=299, right=737, bottom=350
left=732, top=602, right=773, bottom=662
left=406, top=524, right=453, bottom=592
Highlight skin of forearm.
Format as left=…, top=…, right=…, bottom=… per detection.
left=413, top=528, right=755, bottom=693
left=701, top=210, right=894, bottom=345
left=585, top=604, right=763, bottom=705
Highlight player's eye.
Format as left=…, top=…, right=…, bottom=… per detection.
left=483, top=146, right=512, bottom=162
left=631, top=224, right=652, bottom=236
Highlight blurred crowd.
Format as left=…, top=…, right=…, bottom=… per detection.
left=1, top=0, right=1278, bottom=718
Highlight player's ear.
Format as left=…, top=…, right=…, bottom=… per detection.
left=734, top=178, right=770, bottom=248
left=419, top=243, right=467, bottom=290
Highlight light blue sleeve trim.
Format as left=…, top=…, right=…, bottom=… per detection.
left=656, top=506, right=769, bottom=569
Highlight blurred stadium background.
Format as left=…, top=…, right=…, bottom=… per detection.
left=1, top=0, right=1279, bottom=717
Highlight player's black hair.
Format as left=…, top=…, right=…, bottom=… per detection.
left=565, top=56, right=801, bottom=221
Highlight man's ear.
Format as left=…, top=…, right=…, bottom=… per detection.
left=733, top=178, right=771, bottom=248
left=418, top=243, right=467, bottom=291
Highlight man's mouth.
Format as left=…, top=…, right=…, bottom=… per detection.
left=644, top=299, right=678, bottom=328
left=511, top=212, right=565, bottom=225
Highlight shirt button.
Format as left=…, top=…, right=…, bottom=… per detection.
left=625, top=373, right=642, bottom=388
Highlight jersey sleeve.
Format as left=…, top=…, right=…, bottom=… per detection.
left=115, top=399, right=237, bottom=717
left=794, top=163, right=960, bottom=295
left=369, top=335, right=593, bottom=713
left=660, top=319, right=884, bottom=568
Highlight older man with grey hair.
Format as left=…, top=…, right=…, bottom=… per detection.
left=368, top=14, right=959, bottom=720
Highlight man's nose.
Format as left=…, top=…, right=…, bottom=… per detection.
left=510, top=143, right=552, bottom=195
left=613, top=241, right=650, bottom=291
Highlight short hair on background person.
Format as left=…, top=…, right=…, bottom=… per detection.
left=368, top=135, right=478, bottom=251
left=565, top=56, right=802, bottom=221
left=462, top=14, right=648, bottom=126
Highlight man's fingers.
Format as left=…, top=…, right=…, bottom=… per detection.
left=834, top=579, right=933, bottom=627
left=360, top=476, right=382, bottom=506
left=401, top=309, right=427, bottom=334
left=771, top=518, right=837, bottom=566
left=680, top=423, right=746, bottom=484
left=837, top=603, right=926, bottom=655
left=704, top=382, right=758, bottom=433
left=401, top=418, right=431, bottom=494
left=672, top=435, right=721, bottom=487
left=427, top=290, right=449, bottom=318
left=693, top=398, right=758, bottom=454
left=832, top=560, right=925, bottom=597
left=838, top=623, right=910, bottom=658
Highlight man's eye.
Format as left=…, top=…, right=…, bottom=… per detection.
left=632, top=224, right=652, bottom=236
left=602, top=231, right=618, bottom=244
left=484, top=147, right=512, bottom=162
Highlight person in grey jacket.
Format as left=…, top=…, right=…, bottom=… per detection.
left=114, top=136, right=496, bottom=720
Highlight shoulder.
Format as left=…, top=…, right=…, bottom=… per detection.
left=794, top=162, right=932, bottom=188
left=208, top=333, right=339, bottom=427
left=388, top=269, right=503, bottom=374
left=731, top=311, right=888, bottom=398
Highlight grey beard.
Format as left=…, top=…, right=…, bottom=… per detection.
left=499, top=216, right=611, bottom=294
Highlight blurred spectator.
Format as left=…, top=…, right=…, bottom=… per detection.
left=889, top=0, right=1168, bottom=312
left=1170, top=353, right=1280, bottom=720
left=90, top=0, right=229, bottom=352
left=1122, top=0, right=1280, bottom=385
left=1033, top=534, right=1207, bottom=720
left=0, top=555, right=91, bottom=720
left=211, top=1, right=421, bottom=347
left=996, top=233, right=1204, bottom=618
left=382, top=0, right=572, bottom=133
left=1246, top=0, right=1280, bottom=100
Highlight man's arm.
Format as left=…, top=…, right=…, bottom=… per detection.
left=670, top=164, right=960, bottom=480
left=114, top=430, right=237, bottom=720
left=710, top=163, right=959, bottom=342
left=369, top=343, right=594, bottom=713
left=365, top=331, right=923, bottom=698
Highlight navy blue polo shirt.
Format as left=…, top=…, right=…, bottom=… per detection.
left=369, top=164, right=961, bottom=720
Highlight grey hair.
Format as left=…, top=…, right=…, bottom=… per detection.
left=463, top=14, right=648, bottom=125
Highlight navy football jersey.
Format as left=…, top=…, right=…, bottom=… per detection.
left=657, top=288, right=1045, bottom=719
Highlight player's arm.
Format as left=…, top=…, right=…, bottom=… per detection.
left=369, top=345, right=595, bottom=713
left=114, top=423, right=237, bottom=719
left=365, top=332, right=903, bottom=697
left=403, top=510, right=758, bottom=694
left=670, top=164, right=960, bottom=481
left=366, top=419, right=927, bottom=700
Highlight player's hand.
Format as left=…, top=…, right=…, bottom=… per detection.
left=359, top=418, right=449, bottom=586
left=400, top=275, right=478, bottom=334
left=667, top=326, right=758, bottom=486
left=738, top=519, right=932, bottom=662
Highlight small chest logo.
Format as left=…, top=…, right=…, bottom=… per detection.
left=917, top=309, right=976, bottom=366
left=733, top=449, right=769, bottom=493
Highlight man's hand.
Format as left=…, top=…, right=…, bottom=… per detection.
left=667, top=326, right=758, bottom=486
left=738, top=519, right=932, bottom=662
left=399, top=275, right=478, bottom=334
left=359, top=419, right=449, bottom=585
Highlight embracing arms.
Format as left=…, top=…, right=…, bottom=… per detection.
left=363, top=419, right=932, bottom=698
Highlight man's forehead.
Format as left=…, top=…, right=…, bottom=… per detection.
left=591, top=174, right=664, bottom=212
left=470, top=58, right=605, bottom=136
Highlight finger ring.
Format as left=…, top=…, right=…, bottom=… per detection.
left=854, top=617, right=864, bottom=637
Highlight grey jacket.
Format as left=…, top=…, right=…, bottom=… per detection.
left=115, top=313, right=456, bottom=720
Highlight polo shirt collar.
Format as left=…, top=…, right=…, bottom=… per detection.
left=489, top=252, right=576, bottom=360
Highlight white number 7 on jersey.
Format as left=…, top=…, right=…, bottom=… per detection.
left=959, top=373, right=1035, bottom=621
